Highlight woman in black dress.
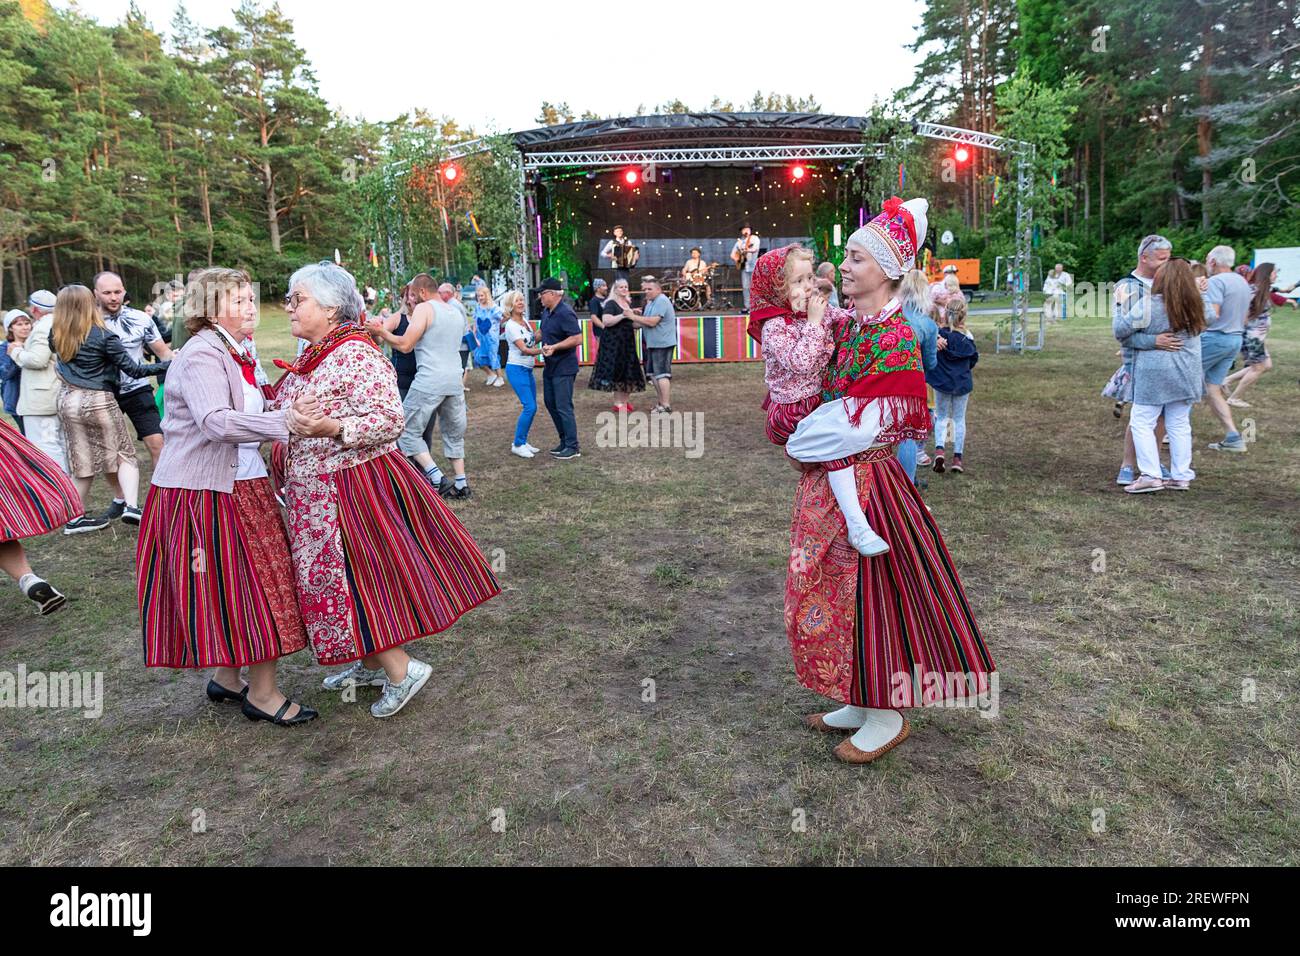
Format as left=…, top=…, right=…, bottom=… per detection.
left=587, top=278, right=645, bottom=411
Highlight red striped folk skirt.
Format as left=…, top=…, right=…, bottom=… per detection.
left=137, top=478, right=308, bottom=668
left=785, top=448, right=994, bottom=708
left=284, top=450, right=501, bottom=666
left=0, top=418, right=82, bottom=542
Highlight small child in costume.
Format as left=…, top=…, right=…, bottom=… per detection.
left=747, top=244, right=889, bottom=557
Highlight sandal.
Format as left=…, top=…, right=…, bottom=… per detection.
left=241, top=696, right=319, bottom=727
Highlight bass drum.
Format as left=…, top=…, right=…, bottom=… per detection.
left=673, top=284, right=700, bottom=311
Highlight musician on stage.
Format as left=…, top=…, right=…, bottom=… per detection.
left=680, top=247, right=712, bottom=304
left=601, top=225, right=636, bottom=282
left=731, top=226, right=761, bottom=312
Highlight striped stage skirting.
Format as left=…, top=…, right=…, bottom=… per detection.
left=786, top=451, right=995, bottom=708
left=137, top=478, right=308, bottom=668
left=285, top=451, right=501, bottom=666
left=0, top=418, right=82, bottom=543
left=576, top=314, right=763, bottom=366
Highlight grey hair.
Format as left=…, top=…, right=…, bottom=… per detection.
left=1137, top=234, right=1172, bottom=258
left=592, top=278, right=608, bottom=291
left=288, top=262, right=364, bottom=325
left=1207, top=244, right=1236, bottom=269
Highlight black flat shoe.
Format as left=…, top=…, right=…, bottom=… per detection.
left=206, top=679, right=248, bottom=704
left=241, top=697, right=318, bottom=727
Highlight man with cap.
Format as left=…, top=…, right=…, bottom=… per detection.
left=537, top=278, right=583, bottom=459
left=7, top=290, right=68, bottom=472
left=780, top=197, right=995, bottom=766
left=93, top=271, right=172, bottom=471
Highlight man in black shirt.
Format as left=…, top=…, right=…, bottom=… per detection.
left=589, top=278, right=608, bottom=339
left=538, top=277, right=583, bottom=460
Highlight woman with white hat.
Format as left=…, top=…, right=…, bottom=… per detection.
left=781, top=197, right=996, bottom=764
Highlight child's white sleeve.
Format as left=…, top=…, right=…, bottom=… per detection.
left=786, top=398, right=883, bottom=462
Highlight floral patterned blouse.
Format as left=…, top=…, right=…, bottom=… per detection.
left=760, top=313, right=835, bottom=404
left=270, top=339, right=404, bottom=479
left=821, top=299, right=923, bottom=401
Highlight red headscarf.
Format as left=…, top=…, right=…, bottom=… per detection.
left=745, top=244, right=806, bottom=345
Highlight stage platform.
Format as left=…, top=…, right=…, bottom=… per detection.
left=570, top=312, right=761, bottom=366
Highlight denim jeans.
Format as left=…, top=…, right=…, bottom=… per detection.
left=933, top=390, right=970, bottom=455
left=543, top=372, right=578, bottom=451
left=505, top=363, right=537, bottom=447
left=896, top=439, right=919, bottom=483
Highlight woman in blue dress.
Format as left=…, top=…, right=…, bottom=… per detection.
left=472, top=286, right=505, bottom=387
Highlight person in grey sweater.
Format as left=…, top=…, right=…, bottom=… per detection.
left=1113, top=258, right=1206, bottom=493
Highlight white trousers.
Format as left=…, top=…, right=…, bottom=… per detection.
left=1130, top=400, right=1194, bottom=481
left=21, top=414, right=70, bottom=474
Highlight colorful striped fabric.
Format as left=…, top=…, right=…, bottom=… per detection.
left=0, top=418, right=82, bottom=542
left=786, top=451, right=994, bottom=708
left=286, top=451, right=501, bottom=666
left=576, top=314, right=763, bottom=367
left=137, top=478, right=308, bottom=668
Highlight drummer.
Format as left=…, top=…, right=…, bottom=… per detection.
left=680, top=247, right=712, bottom=303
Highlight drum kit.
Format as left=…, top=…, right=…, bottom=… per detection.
left=671, top=262, right=722, bottom=312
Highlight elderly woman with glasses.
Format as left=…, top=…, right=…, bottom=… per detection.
left=137, top=267, right=315, bottom=726
left=272, top=262, right=500, bottom=718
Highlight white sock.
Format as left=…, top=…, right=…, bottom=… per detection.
left=848, top=708, right=905, bottom=752
left=822, top=704, right=870, bottom=729
left=17, top=573, right=40, bottom=596
left=827, top=467, right=874, bottom=536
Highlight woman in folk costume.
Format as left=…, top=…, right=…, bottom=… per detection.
left=137, top=268, right=316, bottom=726
left=0, top=417, right=80, bottom=615
left=782, top=197, right=995, bottom=764
left=272, top=262, right=501, bottom=719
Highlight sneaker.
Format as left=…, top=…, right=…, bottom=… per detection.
left=550, top=444, right=565, bottom=455
left=436, top=476, right=457, bottom=497
left=371, top=658, right=432, bottom=718
left=916, top=452, right=932, bottom=466
left=949, top=454, right=965, bottom=474
left=492, top=377, right=505, bottom=388
left=1124, top=475, right=1165, bottom=494
left=1161, top=434, right=1170, bottom=445
left=651, top=404, right=672, bottom=414
left=1112, top=402, right=1125, bottom=419
left=1115, top=465, right=1135, bottom=485
left=26, top=581, right=66, bottom=615
left=511, top=444, right=535, bottom=459
left=1208, top=439, right=1248, bottom=453
left=121, top=505, right=143, bottom=526
left=449, top=484, right=473, bottom=499
left=63, top=515, right=110, bottom=535
left=484, top=375, right=496, bottom=386
left=1226, top=397, right=1250, bottom=408
left=552, top=448, right=581, bottom=460
left=102, top=500, right=126, bottom=521
left=322, top=661, right=388, bottom=691
left=525, top=443, right=540, bottom=454
left=1166, top=479, right=1191, bottom=490
left=932, top=452, right=945, bottom=473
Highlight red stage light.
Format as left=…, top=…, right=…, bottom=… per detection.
left=791, top=164, right=807, bottom=181
left=954, top=146, right=971, bottom=164
left=624, top=169, right=640, bottom=185
left=442, top=164, right=459, bottom=182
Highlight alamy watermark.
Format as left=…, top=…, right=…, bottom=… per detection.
left=594, top=408, right=704, bottom=458
left=0, top=666, right=103, bottom=718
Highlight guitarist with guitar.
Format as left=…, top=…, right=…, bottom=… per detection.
left=731, top=226, right=761, bottom=312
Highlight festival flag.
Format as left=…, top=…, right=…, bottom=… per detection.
left=369, top=242, right=378, bottom=267
left=898, top=163, right=905, bottom=192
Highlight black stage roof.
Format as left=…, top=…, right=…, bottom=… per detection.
left=511, top=112, right=871, bottom=153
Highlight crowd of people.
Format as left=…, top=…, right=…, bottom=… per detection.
left=1105, top=237, right=1290, bottom=493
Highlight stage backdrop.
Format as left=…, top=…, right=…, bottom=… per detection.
left=567, top=314, right=761, bottom=367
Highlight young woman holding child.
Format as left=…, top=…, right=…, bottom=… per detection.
left=764, top=197, right=995, bottom=765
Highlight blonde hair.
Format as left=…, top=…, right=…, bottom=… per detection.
left=782, top=246, right=816, bottom=296
left=475, top=284, right=496, bottom=308
left=943, top=274, right=961, bottom=294
left=898, top=269, right=930, bottom=314
left=52, top=285, right=102, bottom=362
left=184, top=267, right=252, bottom=335
left=944, top=297, right=968, bottom=331
left=499, top=290, right=525, bottom=318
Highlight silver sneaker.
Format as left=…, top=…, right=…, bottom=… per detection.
left=322, top=661, right=388, bottom=691
left=370, top=658, right=432, bottom=718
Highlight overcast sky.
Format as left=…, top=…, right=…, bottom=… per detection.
left=73, top=0, right=926, bottom=131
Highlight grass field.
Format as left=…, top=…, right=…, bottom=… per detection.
left=1, top=301, right=1296, bottom=865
